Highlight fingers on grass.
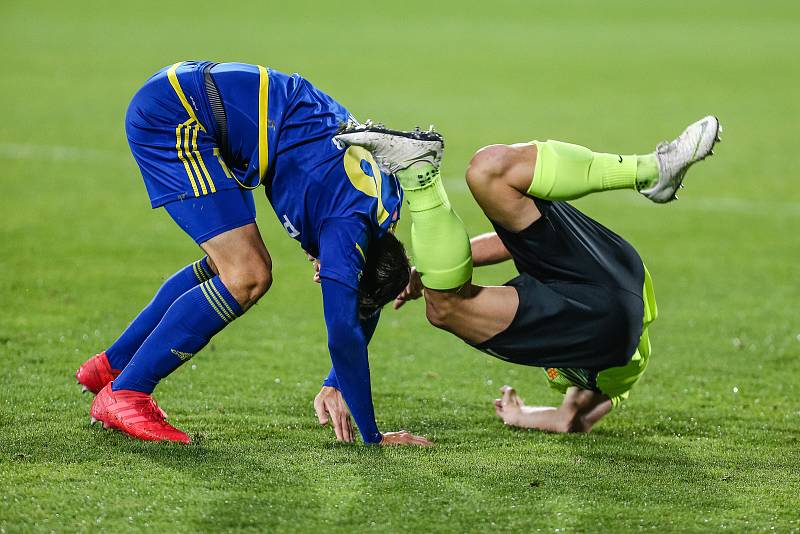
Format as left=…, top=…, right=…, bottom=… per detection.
left=331, top=410, right=344, bottom=441
left=314, top=400, right=329, bottom=425
left=341, top=413, right=352, bottom=443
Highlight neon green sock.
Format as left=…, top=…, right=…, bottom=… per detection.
left=635, top=154, right=660, bottom=190
left=527, top=140, right=659, bottom=200
left=396, top=164, right=472, bottom=290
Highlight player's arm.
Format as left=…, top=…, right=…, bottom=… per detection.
left=319, top=278, right=381, bottom=443
left=494, top=385, right=612, bottom=433
left=315, top=218, right=431, bottom=446
left=314, top=311, right=379, bottom=442
left=320, top=280, right=431, bottom=446
left=470, top=232, right=512, bottom=267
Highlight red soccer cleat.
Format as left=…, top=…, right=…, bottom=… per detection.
left=90, top=384, right=190, bottom=444
left=76, top=352, right=121, bottom=394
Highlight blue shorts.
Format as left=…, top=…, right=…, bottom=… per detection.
left=164, top=187, right=256, bottom=244
left=126, top=62, right=245, bottom=207
left=125, top=62, right=256, bottom=244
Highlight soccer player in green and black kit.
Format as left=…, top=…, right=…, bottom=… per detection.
left=333, top=116, right=720, bottom=433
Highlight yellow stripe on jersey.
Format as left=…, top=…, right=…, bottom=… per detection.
left=355, top=243, right=366, bottom=261
left=257, top=65, right=269, bottom=184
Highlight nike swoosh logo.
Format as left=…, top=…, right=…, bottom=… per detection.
left=416, top=150, right=439, bottom=161
left=618, top=155, right=623, bottom=163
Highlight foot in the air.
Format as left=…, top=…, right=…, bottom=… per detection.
left=334, top=120, right=444, bottom=175
left=641, top=115, right=722, bottom=203
left=90, top=384, right=190, bottom=444
left=76, top=351, right=120, bottom=395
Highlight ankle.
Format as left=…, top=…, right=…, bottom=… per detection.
left=635, top=154, right=660, bottom=190
left=396, top=163, right=439, bottom=191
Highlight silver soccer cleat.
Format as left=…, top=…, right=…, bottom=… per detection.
left=641, top=115, right=722, bottom=203
left=334, top=120, right=444, bottom=175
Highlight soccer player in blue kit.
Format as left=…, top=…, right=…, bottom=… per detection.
left=75, top=61, right=432, bottom=446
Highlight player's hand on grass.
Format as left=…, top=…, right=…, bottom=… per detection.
left=380, top=430, right=433, bottom=447
left=393, top=267, right=423, bottom=309
left=494, top=385, right=524, bottom=426
left=314, top=386, right=354, bottom=442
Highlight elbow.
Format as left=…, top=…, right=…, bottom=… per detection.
left=327, top=325, right=365, bottom=359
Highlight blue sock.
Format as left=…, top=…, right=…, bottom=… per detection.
left=106, top=258, right=213, bottom=370
left=112, top=276, right=242, bottom=394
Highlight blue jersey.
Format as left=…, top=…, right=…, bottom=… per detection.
left=209, top=63, right=402, bottom=287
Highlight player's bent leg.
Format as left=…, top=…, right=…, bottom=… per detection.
left=200, top=223, right=272, bottom=310
left=467, top=138, right=659, bottom=207
left=76, top=256, right=218, bottom=394
left=423, top=284, right=518, bottom=345
left=89, top=190, right=264, bottom=442
left=465, top=143, right=543, bottom=232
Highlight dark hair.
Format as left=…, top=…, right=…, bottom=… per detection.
left=358, top=232, right=411, bottom=320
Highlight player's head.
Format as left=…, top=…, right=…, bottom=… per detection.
left=358, top=232, right=410, bottom=320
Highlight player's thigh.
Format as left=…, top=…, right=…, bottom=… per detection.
left=425, top=284, right=519, bottom=344
left=466, top=143, right=541, bottom=232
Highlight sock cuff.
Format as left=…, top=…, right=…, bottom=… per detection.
left=601, top=158, right=638, bottom=190
left=199, top=277, right=243, bottom=324
left=396, top=164, right=439, bottom=191
left=192, top=257, right=214, bottom=283
left=418, top=255, right=473, bottom=290
left=406, top=179, right=450, bottom=212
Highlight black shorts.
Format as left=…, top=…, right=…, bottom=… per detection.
left=473, top=199, right=645, bottom=371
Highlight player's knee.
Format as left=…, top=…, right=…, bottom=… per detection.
left=466, top=144, right=517, bottom=190
left=222, top=259, right=273, bottom=307
left=424, top=291, right=458, bottom=330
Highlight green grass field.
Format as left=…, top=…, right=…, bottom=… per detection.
left=2, top=0, right=799, bottom=531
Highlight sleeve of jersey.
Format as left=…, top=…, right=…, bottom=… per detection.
left=322, top=311, right=380, bottom=390
left=317, top=217, right=369, bottom=291
left=320, top=278, right=382, bottom=444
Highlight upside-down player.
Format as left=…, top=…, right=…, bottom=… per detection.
left=75, top=61, right=431, bottom=446
left=334, top=116, right=720, bottom=433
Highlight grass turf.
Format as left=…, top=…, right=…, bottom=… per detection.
left=1, top=0, right=799, bottom=531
